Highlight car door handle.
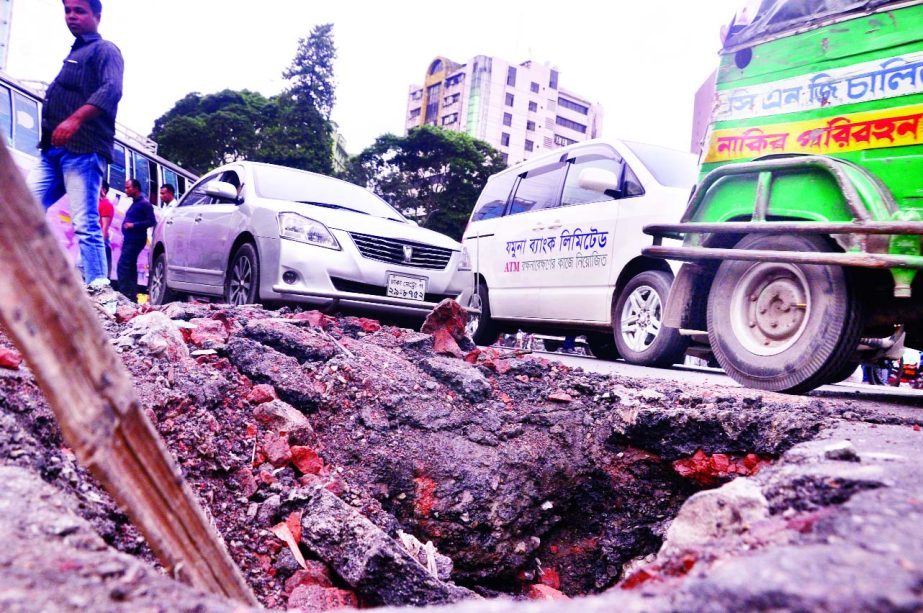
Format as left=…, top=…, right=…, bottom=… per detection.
left=165, top=219, right=174, bottom=225
left=194, top=215, right=203, bottom=223
left=546, top=221, right=563, bottom=229
left=532, top=224, right=545, bottom=231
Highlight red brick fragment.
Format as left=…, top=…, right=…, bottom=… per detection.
left=527, top=584, right=569, bottom=600
left=414, top=475, right=438, bottom=518
left=291, top=446, right=324, bottom=475
left=422, top=299, right=468, bottom=358
left=232, top=467, right=258, bottom=498
left=262, top=433, right=293, bottom=467
left=115, top=304, right=140, bottom=323
left=540, top=567, right=561, bottom=590
left=246, top=384, right=278, bottom=405
left=188, top=317, right=229, bottom=348
left=672, top=449, right=771, bottom=486
left=0, top=347, right=22, bottom=370
left=354, top=317, right=381, bottom=333
left=548, top=392, right=573, bottom=403
left=284, top=561, right=335, bottom=594
left=291, top=310, right=336, bottom=330
left=914, top=424, right=921, bottom=432
left=464, top=349, right=481, bottom=364
left=288, top=585, right=358, bottom=611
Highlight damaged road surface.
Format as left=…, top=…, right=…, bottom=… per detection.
left=0, top=296, right=921, bottom=611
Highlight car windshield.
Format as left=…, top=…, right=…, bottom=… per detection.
left=723, top=0, right=906, bottom=48
left=253, top=164, right=406, bottom=222
left=622, top=141, right=697, bottom=188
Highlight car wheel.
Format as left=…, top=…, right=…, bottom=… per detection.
left=225, top=243, right=260, bottom=306
left=466, top=283, right=499, bottom=346
left=613, top=270, right=687, bottom=366
left=586, top=332, right=619, bottom=360
left=707, top=233, right=863, bottom=394
left=149, top=252, right=180, bottom=305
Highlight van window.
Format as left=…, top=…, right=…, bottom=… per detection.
left=0, top=85, right=12, bottom=146
left=470, top=172, right=517, bottom=222
left=561, top=154, right=644, bottom=206
left=509, top=162, right=567, bottom=215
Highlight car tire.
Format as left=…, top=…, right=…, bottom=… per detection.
left=613, top=270, right=687, bottom=366
left=706, top=233, right=863, bottom=394
left=148, top=252, right=180, bottom=305
left=225, top=243, right=260, bottom=306
left=586, top=332, right=619, bottom=360
left=467, top=283, right=499, bottom=346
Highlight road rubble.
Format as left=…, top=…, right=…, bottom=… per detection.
left=0, top=295, right=921, bottom=612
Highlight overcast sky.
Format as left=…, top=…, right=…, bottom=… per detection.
left=7, top=0, right=741, bottom=156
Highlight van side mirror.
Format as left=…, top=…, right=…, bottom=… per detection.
left=204, top=180, right=240, bottom=203
left=578, top=167, right=622, bottom=198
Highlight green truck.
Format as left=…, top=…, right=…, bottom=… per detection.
left=644, top=0, right=923, bottom=393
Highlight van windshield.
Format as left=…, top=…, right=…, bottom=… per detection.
left=622, top=141, right=697, bottom=189
left=724, top=0, right=907, bottom=48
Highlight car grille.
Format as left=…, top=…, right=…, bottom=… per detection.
left=349, top=232, right=453, bottom=270
left=330, top=277, right=457, bottom=303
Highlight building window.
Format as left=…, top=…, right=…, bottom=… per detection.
left=503, top=112, right=512, bottom=127
left=549, top=70, right=559, bottom=89
left=505, top=93, right=514, bottom=106
left=408, top=108, right=421, bottom=119
left=555, top=116, right=587, bottom=134
left=558, top=97, right=590, bottom=115
left=444, top=93, right=460, bottom=106
left=525, top=139, right=534, bottom=152
left=501, top=152, right=509, bottom=164
left=446, top=73, right=464, bottom=87
left=530, top=82, right=540, bottom=93
left=528, top=101, right=538, bottom=112
left=526, top=120, right=535, bottom=131
left=501, top=132, right=510, bottom=147
left=410, top=89, right=423, bottom=101
left=507, top=66, right=517, bottom=86
left=442, top=113, right=458, bottom=126
left=554, top=134, right=577, bottom=147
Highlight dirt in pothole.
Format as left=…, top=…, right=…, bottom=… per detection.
left=0, top=298, right=843, bottom=608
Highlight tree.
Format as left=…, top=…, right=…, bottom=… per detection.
left=151, top=90, right=271, bottom=175
left=344, top=126, right=506, bottom=240
left=283, top=23, right=336, bottom=120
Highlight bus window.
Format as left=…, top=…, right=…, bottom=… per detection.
left=12, top=92, right=40, bottom=155
left=0, top=85, right=11, bottom=146
left=131, top=151, right=158, bottom=202
left=109, top=143, right=127, bottom=189
left=162, top=167, right=178, bottom=205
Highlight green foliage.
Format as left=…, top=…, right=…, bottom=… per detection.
left=283, top=23, right=336, bottom=120
left=343, top=125, right=506, bottom=241
left=150, top=25, right=337, bottom=176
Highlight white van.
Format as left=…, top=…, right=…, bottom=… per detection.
left=462, top=139, right=696, bottom=366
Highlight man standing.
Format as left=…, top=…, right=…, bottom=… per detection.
left=159, top=183, right=177, bottom=208
left=117, top=178, right=156, bottom=302
left=98, top=179, right=114, bottom=277
left=29, top=0, right=123, bottom=288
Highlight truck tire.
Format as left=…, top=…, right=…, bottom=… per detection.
left=613, top=270, right=688, bottom=366
left=467, top=283, right=499, bottom=346
left=707, top=233, right=863, bottom=394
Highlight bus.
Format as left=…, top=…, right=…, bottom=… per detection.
left=0, top=71, right=197, bottom=288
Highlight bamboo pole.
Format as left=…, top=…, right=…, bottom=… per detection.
left=0, top=139, right=257, bottom=606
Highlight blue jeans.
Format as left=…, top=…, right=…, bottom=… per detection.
left=28, top=148, right=108, bottom=284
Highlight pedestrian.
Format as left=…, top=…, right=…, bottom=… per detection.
left=98, top=179, right=114, bottom=277
left=117, top=178, right=156, bottom=302
left=28, top=0, right=123, bottom=288
left=159, top=183, right=177, bottom=208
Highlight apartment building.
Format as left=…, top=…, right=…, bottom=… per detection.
left=405, top=55, right=603, bottom=164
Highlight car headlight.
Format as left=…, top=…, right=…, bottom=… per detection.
left=278, top=212, right=340, bottom=250
left=458, top=245, right=472, bottom=271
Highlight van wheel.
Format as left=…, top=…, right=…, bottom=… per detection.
left=467, top=283, right=499, bottom=346
left=149, top=252, right=180, bottom=305
left=707, top=234, right=863, bottom=393
left=586, top=332, right=619, bottom=360
left=225, top=243, right=260, bottom=306
left=613, top=270, right=687, bottom=366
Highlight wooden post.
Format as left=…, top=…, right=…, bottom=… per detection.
left=0, top=139, right=257, bottom=606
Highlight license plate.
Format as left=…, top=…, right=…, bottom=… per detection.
left=386, top=274, right=427, bottom=301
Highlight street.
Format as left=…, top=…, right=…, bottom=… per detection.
left=538, top=349, right=923, bottom=423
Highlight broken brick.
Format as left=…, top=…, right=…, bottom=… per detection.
left=414, top=476, right=438, bottom=518
left=527, top=584, right=569, bottom=600
left=288, top=585, right=359, bottom=611
left=284, top=561, right=335, bottom=594
left=291, top=446, right=324, bottom=475
left=262, top=433, right=293, bottom=467
left=231, top=467, right=258, bottom=499
left=540, top=567, right=561, bottom=590
left=0, top=347, right=22, bottom=370
left=548, top=392, right=573, bottom=403
left=246, top=384, right=278, bottom=405
left=188, top=317, right=230, bottom=348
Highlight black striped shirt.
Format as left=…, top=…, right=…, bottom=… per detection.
left=40, top=32, right=123, bottom=163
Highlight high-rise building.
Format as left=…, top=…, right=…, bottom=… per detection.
left=405, top=55, right=603, bottom=165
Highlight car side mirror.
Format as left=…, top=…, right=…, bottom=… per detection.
left=578, top=167, right=622, bottom=198
left=204, top=180, right=240, bottom=203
